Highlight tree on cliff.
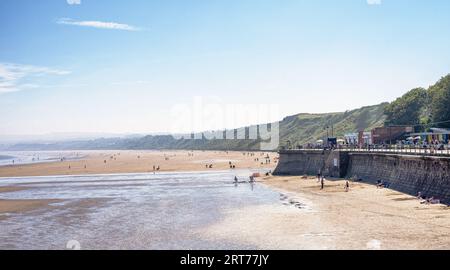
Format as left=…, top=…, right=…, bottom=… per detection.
left=384, top=87, right=427, bottom=126
left=429, top=74, right=450, bottom=128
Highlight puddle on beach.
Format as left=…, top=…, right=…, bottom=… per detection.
left=0, top=170, right=308, bottom=250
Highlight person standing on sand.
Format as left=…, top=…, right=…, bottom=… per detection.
left=345, top=181, right=350, bottom=192
left=320, top=176, right=324, bottom=190
left=317, top=169, right=322, bottom=182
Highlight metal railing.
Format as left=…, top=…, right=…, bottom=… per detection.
left=282, top=144, right=450, bottom=157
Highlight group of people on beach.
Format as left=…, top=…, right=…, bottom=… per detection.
left=417, top=192, right=441, bottom=205
left=233, top=171, right=271, bottom=185
left=234, top=176, right=254, bottom=184
left=316, top=169, right=350, bottom=192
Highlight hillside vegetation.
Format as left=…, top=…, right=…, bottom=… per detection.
left=384, top=74, right=450, bottom=129
left=116, top=103, right=386, bottom=150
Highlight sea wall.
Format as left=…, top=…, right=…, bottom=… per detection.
left=347, top=153, right=450, bottom=204
left=274, top=150, right=450, bottom=204
left=273, top=150, right=348, bottom=178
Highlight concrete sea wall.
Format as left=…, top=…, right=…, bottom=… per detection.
left=273, top=150, right=348, bottom=178
left=274, top=150, right=450, bottom=204
left=347, top=153, right=450, bottom=204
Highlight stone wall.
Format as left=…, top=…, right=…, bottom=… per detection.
left=273, top=150, right=348, bottom=178
left=347, top=153, right=450, bottom=204
left=274, top=150, right=450, bottom=204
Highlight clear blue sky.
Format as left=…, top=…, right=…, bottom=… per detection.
left=1, top=0, right=450, bottom=135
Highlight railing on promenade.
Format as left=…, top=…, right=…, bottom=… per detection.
left=281, top=144, right=450, bottom=157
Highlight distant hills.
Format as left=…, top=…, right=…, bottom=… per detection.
left=116, top=103, right=387, bottom=150
left=2, top=103, right=387, bottom=151
left=2, top=74, right=448, bottom=152
left=279, top=103, right=386, bottom=147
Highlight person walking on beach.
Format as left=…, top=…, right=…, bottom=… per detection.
left=249, top=175, right=255, bottom=183
left=320, top=176, right=324, bottom=190
left=317, top=169, right=322, bottom=182
left=345, top=181, right=350, bottom=192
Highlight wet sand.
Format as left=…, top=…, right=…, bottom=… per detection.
left=200, top=176, right=450, bottom=250
left=0, top=150, right=277, bottom=220
left=0, top=186, right=28, bottom=193
left=0, top=150, right=278, bottom=178
left=0, top=199, right=61, bottom=218
left=0, top=186, right=39, bottom=218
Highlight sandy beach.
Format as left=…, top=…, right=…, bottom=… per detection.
left=0, top=150, right=278, bottom=178
left=199, top=175, right=450, bottom=249
left=2, top=151, right=450, bottom=249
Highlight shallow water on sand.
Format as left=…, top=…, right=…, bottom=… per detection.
left=0, top=170, right=293, bottom=250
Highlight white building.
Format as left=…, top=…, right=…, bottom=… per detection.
left=344, top=133, right=358, bottom=145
